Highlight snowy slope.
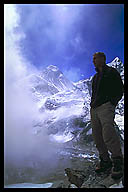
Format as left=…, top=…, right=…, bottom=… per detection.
left=40, top=65, right=74, bottom=91
left=17, top=65, right=75, bottom=102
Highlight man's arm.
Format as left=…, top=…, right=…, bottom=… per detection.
left=109, top=68, right=124, bottom=106
left=90, top=75, right=96, bottom=107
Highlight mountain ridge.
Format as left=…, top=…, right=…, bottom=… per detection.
left=28, top=57, right=124, bottom=144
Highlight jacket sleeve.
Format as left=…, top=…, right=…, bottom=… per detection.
left=109, top=68, right=124, bottom=106
left=90, top=75, right=95, bottom=107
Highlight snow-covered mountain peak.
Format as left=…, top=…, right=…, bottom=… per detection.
left=107, top=57, right=123, bottom=71
left=46, top=65, right=59, bottom=72
left=107, top=57, right=123, bottom=67
left=107, top=56, right=122, bottom=64
left=112, top=57, right=121, bottom=63
left=42, top=65, right=62, bottom=78
left=107, top=57, right=124, bottom=81
left=40, top=65, right=74, bottom=91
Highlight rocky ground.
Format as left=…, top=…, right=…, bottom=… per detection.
left=4, top=142, right=124, bottom=188
left=64, top=162, right=123, bottom=188
left=63, top=143, right=124, bottom=188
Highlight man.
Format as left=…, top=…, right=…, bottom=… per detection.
left=90, top=52, right=124, bottom=180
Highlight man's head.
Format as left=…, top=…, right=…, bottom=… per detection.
left=93, top=52, right=106, bottom=71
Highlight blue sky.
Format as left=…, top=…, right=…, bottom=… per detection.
left=15, top=4, right=124, bottom=82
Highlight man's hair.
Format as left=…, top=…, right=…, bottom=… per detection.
left=93, top=52, right=106, bottom=62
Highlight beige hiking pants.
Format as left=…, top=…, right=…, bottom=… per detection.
left=90, top=101, right=123, bottom=160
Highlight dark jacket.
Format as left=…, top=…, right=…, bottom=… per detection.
left=90, top=65, right=124, bottom=109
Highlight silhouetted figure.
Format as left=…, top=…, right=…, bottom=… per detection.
left=90, top=52, right=124, bottom=180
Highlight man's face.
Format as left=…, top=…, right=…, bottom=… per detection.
left=93, top=55, right=105, bottom=69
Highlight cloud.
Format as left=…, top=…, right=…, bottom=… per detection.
left=4, top=4, right=60, bottom=173
left=4, top=5, right=32, bottom=84
left=12, top=5, right=88, bottom=70
left=70, top=33, right=87, bottom=54
left=4, top=4, right=20, bottom=32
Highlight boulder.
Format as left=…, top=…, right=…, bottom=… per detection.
left=65, top=168, right=86, bottom=187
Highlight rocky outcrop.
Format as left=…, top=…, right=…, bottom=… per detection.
left=65, top=165, right=123, bottom=188
left=65, top=168, right=86, bottom=187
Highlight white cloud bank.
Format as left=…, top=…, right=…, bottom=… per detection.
left=4, top=5, right=59, bottom=171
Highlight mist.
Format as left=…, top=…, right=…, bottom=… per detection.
left=4, top=4, right=61, bottom=171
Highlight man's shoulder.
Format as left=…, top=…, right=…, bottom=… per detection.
left=105, top=65, right=119, bottom=75
left=106, top=65, right=116, bottom=71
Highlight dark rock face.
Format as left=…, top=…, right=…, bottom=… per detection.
left=44, top=98, right=61, bottom=110
left=84, top=76, right=93, bottom=97
left=79, top=122, right=93, bottom=142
